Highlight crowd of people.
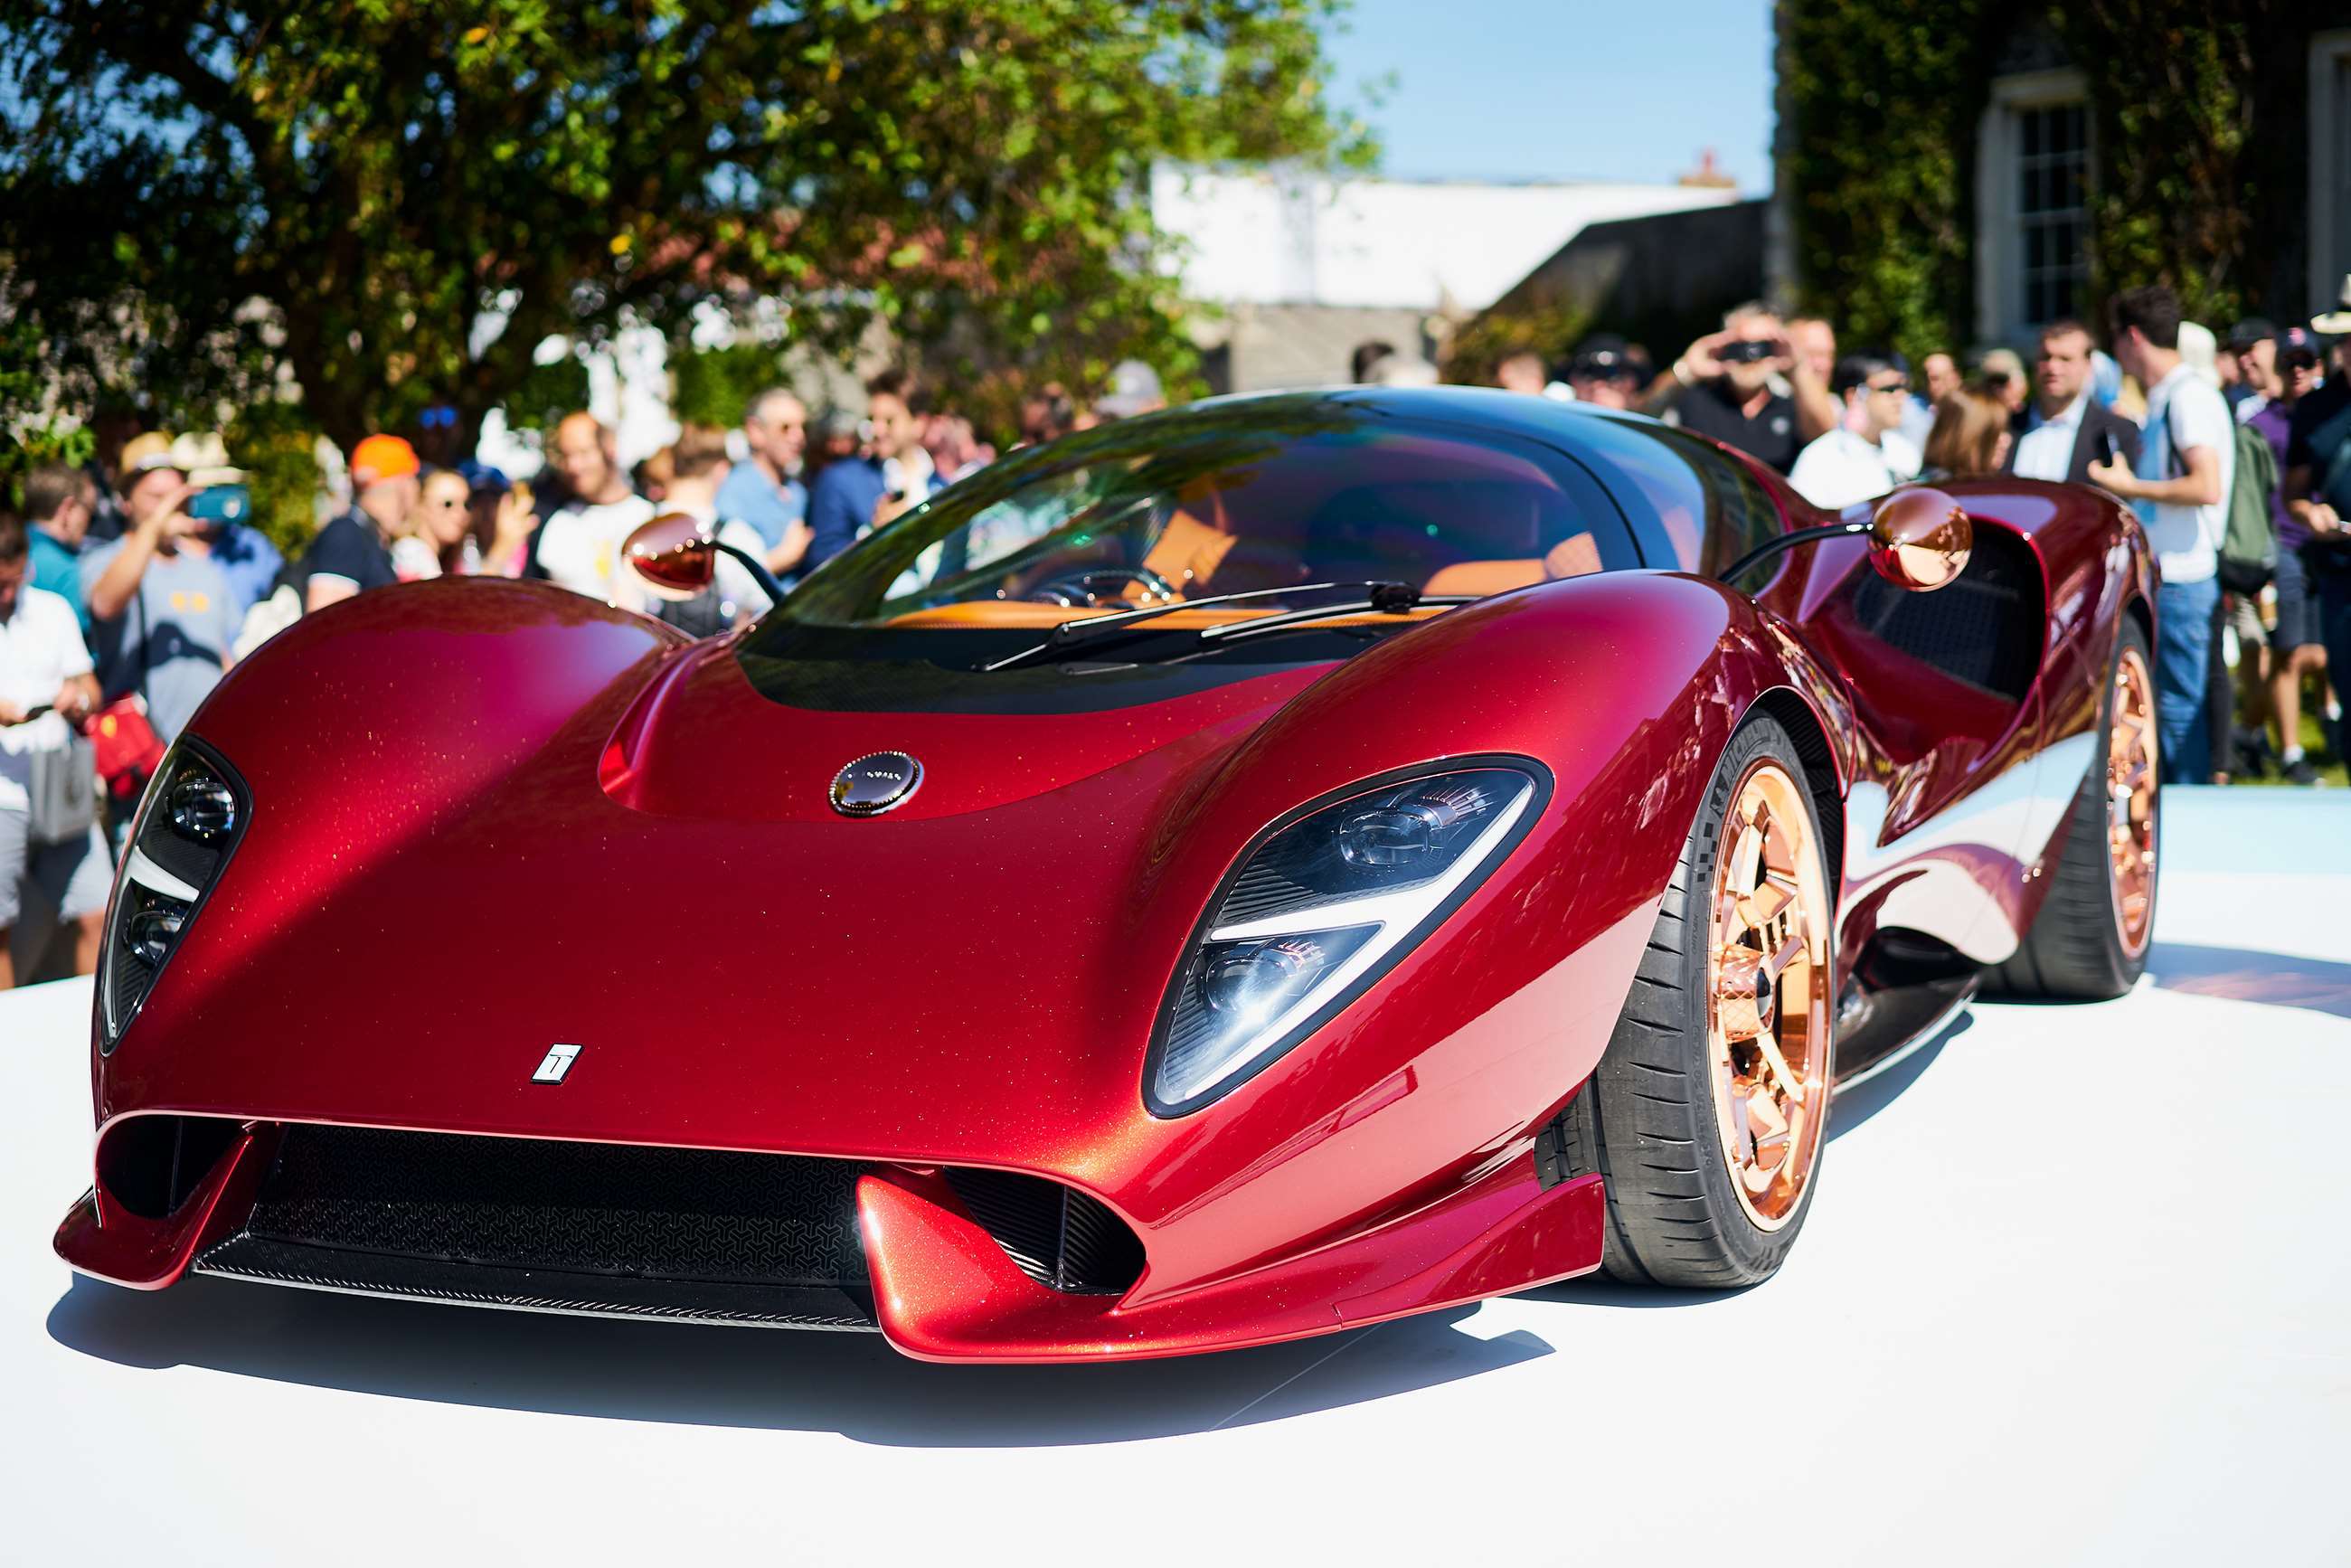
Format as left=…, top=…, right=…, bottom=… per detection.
left=7, top=286, right=2348, bottom=984
left=1469, top=280, right=2351, bottom=792
left=0, top=360, right=1169, bottom=985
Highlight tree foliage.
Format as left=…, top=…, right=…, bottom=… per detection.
left=0, top=1, right=1367, bottom=450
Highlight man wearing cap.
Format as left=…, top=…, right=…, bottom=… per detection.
left=1567, top=336, right=1643, bottom=410
left=297, top=434, right=416, bottom=611
left=78, top=432, right=241, bottom=744
left=167, top=430, right=282, bottom=618
left=2225, top=319, right=2279, bottom=420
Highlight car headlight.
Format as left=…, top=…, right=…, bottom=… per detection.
left=1147, top=760, right=1548, bottom=1114
left=100, top=742, right=250, bottom=1051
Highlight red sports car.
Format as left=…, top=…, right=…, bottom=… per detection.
left=55, top=388, right=2157, bottom=1360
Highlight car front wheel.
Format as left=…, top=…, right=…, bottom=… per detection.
left=1549, top=713, right=1836, bottom=1287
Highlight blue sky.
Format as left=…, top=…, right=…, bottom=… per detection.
left=1323, top=1, right=1775, bottom=192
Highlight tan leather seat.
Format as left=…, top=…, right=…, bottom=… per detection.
left=1421, top=534, right=1603, bottom=598
left=1423, top=559, right=1544, bottom=596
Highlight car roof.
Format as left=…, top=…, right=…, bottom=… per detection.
left=1184, top=383, right=1653, bottom=458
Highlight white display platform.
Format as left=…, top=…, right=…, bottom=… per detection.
left=4, top=789, right=2345, bottom=1566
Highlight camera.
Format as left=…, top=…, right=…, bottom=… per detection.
left=1717, top=340, right=1776, bottom=365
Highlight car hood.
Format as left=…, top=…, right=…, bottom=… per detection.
left=104, top=602, right=1343, bottom=1182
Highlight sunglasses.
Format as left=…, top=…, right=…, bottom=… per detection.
left=1867, top=377, right=1912, bottom=395
left=418, top=406, right=458, bottom=430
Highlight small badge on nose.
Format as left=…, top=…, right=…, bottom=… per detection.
left=532, top=1044, right=582, bottom=1084
left=831, top=751, right=923, bottom=817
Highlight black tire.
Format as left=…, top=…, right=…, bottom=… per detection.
left=1547, top=713, right=1836, bottom=1289
left=1987, top=618, right=2157, bottom=1001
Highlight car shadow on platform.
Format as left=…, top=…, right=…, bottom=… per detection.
left=2145, top=941, right=2351, bottom=1021
left=43, top=1272, right=1553, bottom=1444
left=1512, top=1010, right=1963, bottom=1314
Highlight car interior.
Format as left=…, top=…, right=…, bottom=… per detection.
left=883, top=435, right=1605, bottom=629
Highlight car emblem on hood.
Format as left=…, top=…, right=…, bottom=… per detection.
left=831, top=751, right=923, bottom=817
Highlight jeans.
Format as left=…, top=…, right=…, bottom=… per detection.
left=2314, top=553, right=2351, bottom=747
left=2155, top=576, right=2219, bottom=784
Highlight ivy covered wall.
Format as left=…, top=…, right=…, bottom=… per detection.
left=1779, top=0, right=2337, bottom=364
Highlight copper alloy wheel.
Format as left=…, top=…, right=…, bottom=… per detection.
left=1706, top=760, right=1832, bottom=1232
left=2107, top=646, right=2158, bottom=958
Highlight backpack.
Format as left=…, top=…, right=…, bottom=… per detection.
left=2217, top=418, right=2279, bottom=594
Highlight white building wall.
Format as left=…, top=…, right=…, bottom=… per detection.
left=1153, top=166, right=1738, bottom=313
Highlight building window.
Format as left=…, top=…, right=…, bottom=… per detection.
left=2015, top=102, right=2089, bottom=326
left=1975, top=71, right=2089, bottom=345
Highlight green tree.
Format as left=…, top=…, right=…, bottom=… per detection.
left=0, top=1, right=1368, bottom=450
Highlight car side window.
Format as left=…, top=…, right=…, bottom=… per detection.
left=1569, top=415, right=1783, bottom=577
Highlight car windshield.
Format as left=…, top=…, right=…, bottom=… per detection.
left=764, top=395, right=1633, bottom=667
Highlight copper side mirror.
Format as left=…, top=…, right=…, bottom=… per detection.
left=623, top=512, right=717, bottom=600
left=1868, top=487, right=1972, bottom=592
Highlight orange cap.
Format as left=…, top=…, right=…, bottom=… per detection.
left=349, top=434, right=420, bottom=487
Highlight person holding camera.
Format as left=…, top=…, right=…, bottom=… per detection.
left=164, top=431, right=282, bottom=619
left=1649, top=304, right=1817, bottom=475
left=78, top=433, right=241, bottom=745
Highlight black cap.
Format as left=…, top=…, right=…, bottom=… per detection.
left=2226, top=316, right=2279, bottom=352
left=1570, top=334, right=1635, bottom=377
left=2277, top=325, right=2325, bottom=362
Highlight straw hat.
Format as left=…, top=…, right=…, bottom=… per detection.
left=169, top=430, right=247, bottom=487
left=2312, top=275, right=2351, bottom=335
left=115, top=430, right=183, bottom=489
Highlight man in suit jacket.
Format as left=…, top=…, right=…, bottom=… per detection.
left=2007, top=319, right=2143, bottom=485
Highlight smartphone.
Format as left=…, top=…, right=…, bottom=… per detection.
left=187, top=484, right=250, bottom=525
left=2092, top=430, right=2118, bottom=467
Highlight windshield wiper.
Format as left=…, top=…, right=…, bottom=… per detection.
left=1190, top=590, right=1478, bottom=647
left=982, top=581, right=1426, bottom=672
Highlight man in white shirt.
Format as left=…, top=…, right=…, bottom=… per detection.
left=1788, top=350, right=1922, bottom=511
left=2090, top=286, right=2234, bottom=782
left=0, top=515, right=108, bottom=988
left=533, top=412, right=656, bottom=605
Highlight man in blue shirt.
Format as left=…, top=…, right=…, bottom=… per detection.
left=19, top=462, right=93, bottom=634
left=714, top=387, right=811, bottom=575
left=807, top=370, right=931, bottom=571
left=79, top=434, right=241, bottom=743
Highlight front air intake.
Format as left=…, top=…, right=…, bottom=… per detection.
left=943, top=1167, right=1146, bottom=1295
left=195, top=1125, right=877, bottom=1327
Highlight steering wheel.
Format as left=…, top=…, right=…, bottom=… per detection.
left=1024, top=566, right=1177, bottom=608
